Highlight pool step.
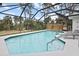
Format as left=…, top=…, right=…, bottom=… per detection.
left=47, top=37, right=65, bottom=51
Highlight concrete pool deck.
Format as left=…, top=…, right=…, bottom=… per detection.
left=0, top=30, right=79, bottom=56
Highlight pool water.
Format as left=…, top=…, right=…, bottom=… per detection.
left=5, top=30, right=65, bottom=54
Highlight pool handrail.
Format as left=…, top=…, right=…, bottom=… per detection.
left=47, top=37, right=65, bottom=51
left=47, top=37, right=58, bottom=51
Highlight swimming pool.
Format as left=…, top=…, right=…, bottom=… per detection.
left=5, top=30, right=65, bottom=54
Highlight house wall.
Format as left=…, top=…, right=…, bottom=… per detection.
left=69, top=16, right=79, bottom=31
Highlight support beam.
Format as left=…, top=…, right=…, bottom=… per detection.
left=0, top=5, right=18, bottom=7
left=38, top=8, right=79, bottom=21
left=0, top=6, right=19, bottom=12
left=67, top=14, right=79, bottom=17
left=55, top=12, right=69, bottom=19
left=19, top=4, right=29, bottom=31
left=19, top=4, right=28, bottom=17
left=38, top=8, right=67, bottom=20
left=31, top=3, right=61, bottom=19
left=0, top=12, right=26, bottom=18
left=32, top=3, right=79, bottom=19
left=66, top=8, right=79, bottom=13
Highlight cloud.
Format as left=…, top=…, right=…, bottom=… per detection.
left=51, top=15, right=58, bottom=20
left=34, top=3, right=42, bottom=9
left=34, top=3, right=39, bottom=8
left=17, top=7, right=21, bottom=10
left=4, top=7, right=10, bottom=9
left=3, top=11, right=15, bottom=16
left=2, top=3, right=10, bottom=9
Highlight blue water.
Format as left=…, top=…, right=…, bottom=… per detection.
left=5, top=30, right=65, bottom=54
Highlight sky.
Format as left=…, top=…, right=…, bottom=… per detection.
left=0, top=3, right=23, bottom=19
left=0, top=3, right=58, bottom=21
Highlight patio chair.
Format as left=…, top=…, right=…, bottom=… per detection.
left=59, top=30, right=79, bottom=39
left=73, top=30, right=79, bottom=32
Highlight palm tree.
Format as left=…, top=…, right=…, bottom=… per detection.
left=25, top=3, right=34, bottom=19
left=13, top=16, right=19, bottom=30
left=44, top=16, right=51, bottom=24
left=0, top=20, right=4, bottom=30
left=19, top=3, right=34, bottom=20
left=13, top=16, right=23, bottom=30
left=3, top=16, right=13, bottom=30
left=42, top=3, right=52, bottom=19
left=19, top=3, right=34, bottom=31
left=19, top=3, right=27, bottom=20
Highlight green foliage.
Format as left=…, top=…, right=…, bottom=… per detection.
left=0, top=20, right=4, bottom=30
left=13, top=16, right=24, bottom=30
left=0, top=16, right=13, bottom=31
left=44, top=16, right=51, bottom=24
left=0, top=15, right=45, bottom=31
left=32, top=21, right=45, bottom=30
left=24, top=19, right=45, bottom=30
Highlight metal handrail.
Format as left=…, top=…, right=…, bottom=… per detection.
left=47, top=37, right=58, bottom=51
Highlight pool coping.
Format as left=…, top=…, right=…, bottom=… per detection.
left=0, top=30, right=79, bottom=56
left=0, top=29, right=48, bottom=40
left=1, top=29, right=62, bottom=55
left=0, top=30, right=48, bottom=55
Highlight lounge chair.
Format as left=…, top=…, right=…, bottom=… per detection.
left=60, top=30, right=79, bottom=39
